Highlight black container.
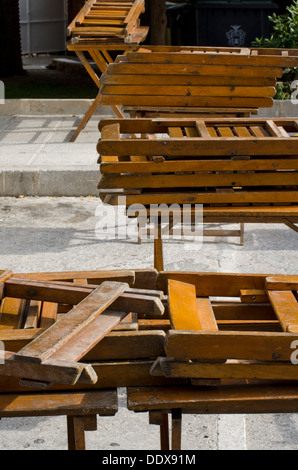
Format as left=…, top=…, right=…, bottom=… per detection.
left=166, top=3, right=197, bottom=46
left=166, top=1, right=278, bottom=47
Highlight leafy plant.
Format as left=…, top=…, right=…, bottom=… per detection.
left=251, top=0, right=298, bottom=99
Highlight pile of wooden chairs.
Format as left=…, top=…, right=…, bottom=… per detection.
left=0, top=268, right=170, bottom=449
left=0, top=268, right=298, bottom=449
left=0, top=1, right=297, bottom=452
left=97, top=115, right=298, bottom=269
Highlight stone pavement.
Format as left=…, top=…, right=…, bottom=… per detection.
left=0, top=196, right=297, bottom=450
left=0, top=53, right=113, bottom=197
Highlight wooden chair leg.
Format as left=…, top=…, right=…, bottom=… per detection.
left=283, top=218, right=298, bottom=234
left=67, top=415, right=86, bottom=450
left=69, top=93, right=102, bottom=143
left=84, top=414, right=97, bottom=431
left=171, top=409, right=182, bottom=451
left=160, top=413, right=170, bottom=450
left=149, top=411, right=170, bottom=450
left=240, top=223, right=245, bottom=246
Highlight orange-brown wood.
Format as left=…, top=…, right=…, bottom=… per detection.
left=168, top=280, right=201, bottom=331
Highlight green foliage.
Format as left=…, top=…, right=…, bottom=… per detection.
left=251, top=0, right=298, bottom=99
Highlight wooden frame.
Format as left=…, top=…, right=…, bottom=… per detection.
left=152, top=272, right=298, bottom=382
left=127, top=383, right=298, bottom=450
left=127, top=270, right=298, bottom=450
left=0, top=268, right=186, bottom=393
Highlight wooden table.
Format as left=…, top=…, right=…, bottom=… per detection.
left=0, top=389, right=118, bottom=450
left=127, top=382, right=298, bottom=450
left=0, top=268, right=297, bottom=449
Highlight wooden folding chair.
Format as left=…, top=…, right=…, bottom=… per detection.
left=66, top=0, right=149, bottom=141
left=128, top=271, right=298, bottom=450
left=0, top=267, right=179, bottom=449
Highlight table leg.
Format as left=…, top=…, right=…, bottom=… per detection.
left=171, top=409, right=182, bottom=451
left=160, top=413, right=170, bottom=450
left=154, top=220, right=164, bottom=271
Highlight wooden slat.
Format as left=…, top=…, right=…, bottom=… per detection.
left=105, top=63, right=283, bottom=78
left=100, top=94, right=274, bottom=109
left=13, top=269, right=136, bottom=285
left=0, top=389, right=118, bottom=418
left=98, top=171, right=298, bottom=190
left=39, top=302, right=58, bottom=329
left=0, top=298, right=27, bottom=330
left=168, top=280, right=201, bottom=330
left=0, top=328, right=166, bottom=361
left=0, top=360, right=187, bottom=393
left=3, top=279, right=162, bottom=316
left=168, top=127, right=184, bottom=138
left=101, top=85, right=276, bottom=97
left=165, top=330, right=298, bottom=362
left=151, top=357, right=298, bottom=381
left=98, top=136, right=298, bottom=157
left=111, top=190, right=298, bottom=207
left=266, top=276, right=298, bottom=291
left=124, top=51, right=298, bottom=68
left=127, top=383, right=298, bottom=414
left=240, top=289, right=269, bottom=303
left=23, top=300, right=41, bottom=329
left=100, top=73, right=277, bottom=87
left=100, top=158, right=298, bottom=174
